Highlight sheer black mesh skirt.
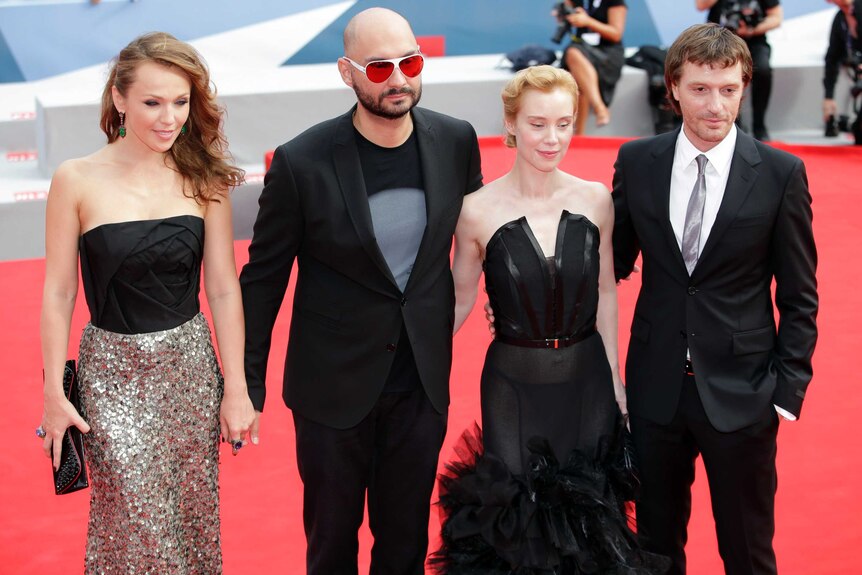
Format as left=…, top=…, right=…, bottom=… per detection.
left=430, top=337, right=669, bottom=574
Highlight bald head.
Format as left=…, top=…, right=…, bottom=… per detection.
left=343, top=7, right=416, bottom=57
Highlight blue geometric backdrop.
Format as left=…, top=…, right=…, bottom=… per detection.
left=0, top=0, right=827, bottom=84
left=283, top=0, right=663, bottom=65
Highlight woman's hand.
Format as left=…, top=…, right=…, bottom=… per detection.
left=220, top=383, right=257, bottom=455
left=612, top=371, right=628, bottom=419
left=41, top=394, right=90, bottom=470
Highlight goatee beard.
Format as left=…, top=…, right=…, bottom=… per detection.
left=356, top=85, right=422, bottom=120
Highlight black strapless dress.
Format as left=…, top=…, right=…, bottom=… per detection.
left=432, top=211, right=669, bottom=574
left=76, top=215, right=223, bottom=574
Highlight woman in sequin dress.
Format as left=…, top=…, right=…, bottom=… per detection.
left=430, top=66, right=669, bottom=573
left=38, top=32, right=257, bottom=574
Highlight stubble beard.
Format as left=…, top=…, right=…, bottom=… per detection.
left=355, top=84, right=422, bottom=120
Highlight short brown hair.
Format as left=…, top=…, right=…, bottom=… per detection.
left=100, top=32, right=243, bottom=203
left=664, top=23, right=753, bottom=115
left=501, top=65, right=578, bottom=148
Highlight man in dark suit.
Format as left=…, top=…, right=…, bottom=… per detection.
left=612, top=24, right=818, bottom=574
left=239, top=7, right=482, bottom=574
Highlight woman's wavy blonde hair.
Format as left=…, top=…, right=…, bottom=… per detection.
left=100, top=32, right=244, bottom=203
left=501, top=65, right=579, bottom=148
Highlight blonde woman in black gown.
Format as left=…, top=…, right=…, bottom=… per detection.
left=38, top=33, right=256, bottom=574
left=432, top=65, right=668, bottom=574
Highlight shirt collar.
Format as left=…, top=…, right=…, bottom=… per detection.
left=675, top=123, right=737, bottom=177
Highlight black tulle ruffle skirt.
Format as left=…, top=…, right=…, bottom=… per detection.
left=429, top=423, right=670, bottom=574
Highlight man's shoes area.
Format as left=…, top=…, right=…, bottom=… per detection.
left=825, top=115, right=839, bottom=137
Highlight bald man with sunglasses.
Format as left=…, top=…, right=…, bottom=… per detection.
left=240, top=7, right=483, bottom=574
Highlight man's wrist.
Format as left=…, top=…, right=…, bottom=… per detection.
left=774, top=404, right=797, bottom=421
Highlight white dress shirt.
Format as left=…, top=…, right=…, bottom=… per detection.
left=669, top=125, right=736, bottom=255
left=670, top=124, right=795, bottom=421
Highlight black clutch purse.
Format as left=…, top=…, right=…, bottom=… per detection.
left=52, top=360, right=88, bottom=495
left=612, top=414, right=641, bottom=502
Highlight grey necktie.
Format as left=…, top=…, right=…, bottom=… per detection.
left=681, top=154, right=708, bottom=275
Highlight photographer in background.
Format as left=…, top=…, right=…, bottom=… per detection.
left=823, top=0, right=861, bottom=143
left=554, top=0, right=628, bottom=135
left=697, top=0, right=783, bottom=141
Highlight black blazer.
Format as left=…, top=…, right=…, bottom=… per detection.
left=612, top=129, right=818, bottom=432
left=240, top=106, right=483, bottom=429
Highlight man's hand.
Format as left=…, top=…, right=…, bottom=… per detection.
left=250, top=411, right=261, bottom=445
left=616, top=264, right=641, bottom=285
left=484, top=301, right=496, bottom=335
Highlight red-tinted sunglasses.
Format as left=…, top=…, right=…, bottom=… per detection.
left=342, top=52, right=424, bottom=83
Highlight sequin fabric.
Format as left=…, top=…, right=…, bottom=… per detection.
left=77, top=313, right=224, bottom=574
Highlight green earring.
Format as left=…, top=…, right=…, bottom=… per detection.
left=118, top=112, right=126, bottom=138
left=180, top=125, right=187, bottom=135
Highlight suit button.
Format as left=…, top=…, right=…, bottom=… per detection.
left=386, top=344, right=397, bottom=352
left=687, top=287, right=698, bottom=295
left=679, top=331, right=686, bottom=339
left=400, top=297, right=408, bottom=307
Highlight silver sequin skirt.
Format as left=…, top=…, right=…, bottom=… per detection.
left=77, top=313, right=224, bottom=574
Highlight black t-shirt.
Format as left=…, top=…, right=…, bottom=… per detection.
left=355, top=127, right=426, bottom=393
left=571, top=0, right=627, bottom=47
left=356, top=128, right=423, bottom=198
left=707, top=0, right=779, bottom=45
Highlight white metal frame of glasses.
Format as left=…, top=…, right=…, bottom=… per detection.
left=341, top=47, right=425, bottom=83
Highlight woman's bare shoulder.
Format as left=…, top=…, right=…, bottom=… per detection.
left=49, top=157, right=93, bottom=201
left=54, top=148, right=114, bottom=183
left=558, top=172, right=608, bottom=201
left=462, top=178, right=508, bottom=217
left=556, top=172, right=612, bottom=226
left=50, top=149, right=128, bottom=219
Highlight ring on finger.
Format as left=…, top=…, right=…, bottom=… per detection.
left=36, top=426, right=47, bottom=439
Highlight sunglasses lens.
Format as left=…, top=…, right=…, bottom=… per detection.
left=365, top=61, right=396, bottom=83
left=398, top=55, right=424, bottom=78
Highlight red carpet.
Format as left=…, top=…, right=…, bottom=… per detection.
left=2, top=137, right=860, bottom=574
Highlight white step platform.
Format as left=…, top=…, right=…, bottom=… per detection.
left=29, top=54, right=656, bottom=177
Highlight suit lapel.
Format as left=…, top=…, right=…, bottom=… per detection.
left=332, top=107, right=398, bottom=287
left=403, top=108, right=440, bottom=292
left=694, top=130, right=761, bottom=273
left=650, top=130, right=687, bottom=272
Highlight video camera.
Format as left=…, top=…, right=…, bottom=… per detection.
left=720, top=0, right=764, bottom=34
left=551, top=1, right=576, bottom=45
